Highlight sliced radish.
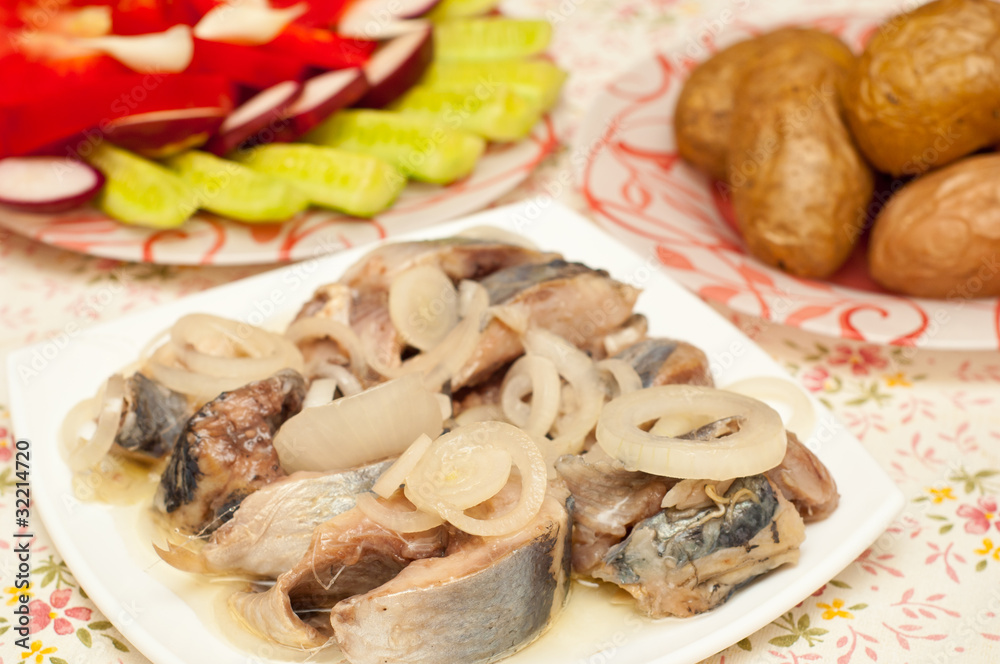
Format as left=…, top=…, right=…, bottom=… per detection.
left=0, top=157, right=104, bottom=214
left=338, top=0, right=441, bottom=39
left=358, top=24, right=433, bottom=108
left=78, top=24, right=194, bottom=73
left=103, top=108, right=229, bottom=159
left=206, top=81, right=302, bottom=155
left=193, top=2, right=307, bottom=45
left=273, top=68, right=368, bottom=142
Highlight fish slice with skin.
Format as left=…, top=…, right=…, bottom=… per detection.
left=157, top=461, right=392, bottom=579
left=331, top=480, right=573, bottom=664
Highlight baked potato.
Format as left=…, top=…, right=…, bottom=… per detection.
left=845, top=0, right=1000, bottom=176
left=869, top=154, right=1000, bottom=299
left=674, top=28, right=808, bottom=182
left=727, top=33, right=874, bottom=279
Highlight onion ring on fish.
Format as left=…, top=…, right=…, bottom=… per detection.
left=596, top=385, right=787, bottom=480
left=404, top=422, right=547, bottom=537
left=523, top=328, right=605, bottom=457
left=389, top=264, right=459, bottom=352
left=356, top=492, right=444, bottom=533
left=596, top=358, right=643, bottom=398
left=303, top=378, right=338, bottom=408
left=501, top=355, right=561, bottom=438
left=274, top=373, right=443, bottom=473
left=146, top=314, right=303, bottom=401
left=373, top=434, right=434, bottom=498
left=368, top=281, right=488, bottom=393
left=285, top=317, right=367, bottom=376
left=60, top=373, right=125, bottom=471
left=723, top=376, right=816, bottom=439
left=453, top=404, right=507, bottom=426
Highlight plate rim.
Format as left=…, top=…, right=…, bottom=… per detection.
left=8, top=199, right=905, bottom=664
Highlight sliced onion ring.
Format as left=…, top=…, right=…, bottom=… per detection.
left=389, top=264, right=459, bottom=352
left=500, top=354, right=560, bottom=438
left=356, top=492, right=444, bottom=533
left=404, top=422, right=546, bottom=537
left=274, top=373, right=443, bottom=473
left=596, top=385, right=787, bottom=480
left=373, top=433, right=434, bottom=498
left=60, top=374, right=125, bottom=471
left=285, top=317, right=367, bottom=376
left=723, top=376, right=815, bottom=438
left=523, top=328, right=605, bottom=457
left=596, top=358, right=643, bottom=397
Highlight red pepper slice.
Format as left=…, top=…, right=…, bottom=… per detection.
left=272, top=0, right=350, bottom=29
left=188, top=38, right=308, bottom=90
left=264, top=23, right=376, bottom=71
left=0, top=73, right=234, bottom=157
left=0, top=52, right=132, bottom=106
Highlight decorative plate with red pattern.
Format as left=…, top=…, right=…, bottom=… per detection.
left=0, top=119, right=556, bottom=266
left=575, top=12, right=1000, bottom=350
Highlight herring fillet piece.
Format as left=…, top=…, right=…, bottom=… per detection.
left=230, top=508, right=448, bottom=649
left=159, top=462, right=392, bottom=578
left=156, top=369, right=306, bottom=536
left=593, top=475, right=806, bottom=618
left=330, top=484, right=573, bottom=664
left=336, top=237, right=559, bottom=292
left=766, top=432, right=840, bottom=522
left=114, top=372, right=191, bottom=460
left=614, top=337, right=715, bottom=388
left=453, top=259, right=640, bottom=388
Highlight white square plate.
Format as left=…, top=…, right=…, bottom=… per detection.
left=8, top=201, right=904, bottom=664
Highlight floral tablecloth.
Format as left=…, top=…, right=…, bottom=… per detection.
left=2, top=1, right=999, bottom=663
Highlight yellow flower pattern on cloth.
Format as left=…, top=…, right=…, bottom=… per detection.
left=21, top=641, right=57, bottom=664
left=817, top=598, right=854, bottom=620
left=927, top=487, right=956, bottom=504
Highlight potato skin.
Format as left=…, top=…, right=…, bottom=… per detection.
left=869, top=154, right=1000, bottom=299
left=845, top=0, right=1000, bottom=176
left=674, top=28, right=808, bottom=182
left=727, top=33, right=874, bottom=279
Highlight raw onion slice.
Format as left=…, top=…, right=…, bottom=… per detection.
left=0, top=157, right=104, bottom=214
left=404, top=422, right=546, bottom=537
left=523, top=328, right=605, bottom=456
left=723, top=376, right=816, bottom=438
left=273, top=373, right=443, bottom=472
left=60, top=374, right=125, bottom=471
left=373, top=433, right=434, bottom=497
left=80, top=25, right=194, bottom=73
left=284, top=317, right=367, bottom=376
left=303, top=378, right=338, bottom=408
left=389, top=264, right=459, bottom=351
left=500, top=354, right=560, bottom=438
left=453, top=404, right=506, bottom=426
left=356, top=492, right=444, bottom=533
left=194, top=2, right=306, bottom=44
left=596, top=385, right=787, bottom=480
left=325, top=364, right=363, bottom=397
left=145, top=314, right=304, bottom=401
left=596, top=358, right=642, bottom=398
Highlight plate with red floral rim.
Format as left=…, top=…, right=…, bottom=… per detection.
left=0, top=119, right=556, bottom=266
left=574, top=10, right=1000, bottom=350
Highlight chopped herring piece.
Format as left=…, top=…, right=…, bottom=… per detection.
left=156, top=369, right=306, bottom=535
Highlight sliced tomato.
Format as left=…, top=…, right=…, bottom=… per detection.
left=0, top=73, right=234, bottom=157
left=263, top=23, right=376, bottom=71
left=189, top=38, right=307, bottom=90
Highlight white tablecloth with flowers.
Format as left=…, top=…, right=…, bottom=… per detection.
left=1, top=1, right=999, bottom=663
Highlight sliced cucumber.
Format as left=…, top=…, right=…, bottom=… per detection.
left=307, top=110, right=485, bottom=185
left=393, top=85, right=541, bottom=142
left=422, top=59, right=566, bottom=111
left=165, top=151, right=309, bottom=223
left=429, top=0, right=500, bottom=19
left=86, top=143, right=198, bottom=229
left=236, top=144, right=404, bottom=218
left=434, top=18, right=552, bottom=61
